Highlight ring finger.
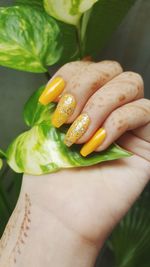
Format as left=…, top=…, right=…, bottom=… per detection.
left=64, top=71, right=144, bottom=147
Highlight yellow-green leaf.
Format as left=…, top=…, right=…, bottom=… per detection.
left=0, top=6, right=62, bottom=72
left=44, top=0, right=98, bottom=25
left=6, top=86, right=131, bottom=175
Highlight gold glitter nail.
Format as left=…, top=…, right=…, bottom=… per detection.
left=64, top=113, right=90, bottom=147
left=52, top=94, right=76, bottom=128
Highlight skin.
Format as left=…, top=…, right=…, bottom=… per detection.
left=0, top=60, right=150, bottom=267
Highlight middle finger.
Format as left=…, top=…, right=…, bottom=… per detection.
left=64, top=71, right=144, bottom=146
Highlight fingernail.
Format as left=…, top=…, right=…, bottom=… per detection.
left=64, top=114, right=90, bottom=147
left=80, top=128, right=106, bottom=157
left=39, top=77, right=65, bottom=105
left=52, top=94, right=76, bottom=128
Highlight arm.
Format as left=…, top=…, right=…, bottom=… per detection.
left=1, top=154, right=150, bottom=267
left=0, top=174, right=98, bottom=267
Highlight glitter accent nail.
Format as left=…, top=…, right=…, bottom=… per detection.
left=52, top=94, right=76, bottom=128
left=64, top=113, right=90, bottom=147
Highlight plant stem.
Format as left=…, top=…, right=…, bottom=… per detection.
left=45, top=71, right=51, bottom=81
left=76, top=22, right=83, bottom=59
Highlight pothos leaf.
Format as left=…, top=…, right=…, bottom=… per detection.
left=81, top=0, right=137, bottom=58
left=15, top=0, right=43, bottom=8
left=6, top=86, right=131, bottom=175
left=0, top=6, right=77, bottom=73
left=0, top=159, right=3, bottom=170
left=44, top=0, right=98, bottom=25
left=23, top=85, right=56, bottom=127
left=0, top=148, right=6, bottom=170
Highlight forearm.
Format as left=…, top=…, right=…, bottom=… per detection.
left=0, top=175, right=98, bottom=267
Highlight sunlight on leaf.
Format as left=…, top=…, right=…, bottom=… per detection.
left=6, top=86, right=130, bottom=175
left=0, top=6, right=63, bottom=72
left=44, top=0, right=98, bottom=25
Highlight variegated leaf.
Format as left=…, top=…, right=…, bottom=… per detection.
left=0, top=6, right=64, bottom=72
left=44, top=0, right=98, bottom=25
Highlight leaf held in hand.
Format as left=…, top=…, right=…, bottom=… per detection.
left=44, top=0, right=98, bottom=25
left=7, top=86, right=131, bottom=175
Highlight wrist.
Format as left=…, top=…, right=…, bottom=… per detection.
left=0, top=174, right=98, bottom=267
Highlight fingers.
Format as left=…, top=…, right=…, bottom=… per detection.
left=117, top=132, right=150, bottom=163
left=64, top=71, right=144, bottom=146
left=51, top=60, right=123, bottom=127
left=132, top=122, right=150, bottom=142
left=80, top=98, right=150, bottom=156
left=39, top=61, right=90, bottom=105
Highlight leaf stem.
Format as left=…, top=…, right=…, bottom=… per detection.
left=45, top=71, right=51, bottom=81
left=76, top=21, right=83, bottom=59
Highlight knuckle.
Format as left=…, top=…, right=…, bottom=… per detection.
left=124, top=71, right=144, bottom=90
left=116, top=71, right=144, bottom=98
left=138, top=99, right=150, bottom=113
left=105, top=109, right=128, bottom=131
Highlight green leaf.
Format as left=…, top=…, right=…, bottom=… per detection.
left=6, top=86, right=131, bottom=175
left=109, top=190, right=150, bottom=267
left=23, top=85, right=56, bottom=127
left=81, top=0, right=137, bottom=58
left=0, top=148, right=6, bottom=159
left=0, top=6, right=62, bottom=72
left=0, top=148, right=6, bottom=170
left=44, top=0, right=98, bottom=25
left=15, top=0, right=44, bottom=8
left=0, top=159, right=3, bottom=170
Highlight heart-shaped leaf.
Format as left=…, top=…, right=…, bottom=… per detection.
left=6, top=86, right=130, bottom=175
left=44, top=0, right=98, bottom=25
left=15, top=0, right=43, bottom=8
left=0, top=6, right=78, bottom=72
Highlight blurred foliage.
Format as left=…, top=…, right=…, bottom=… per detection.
left=108, top=186, right=150, bottom=267
left=0, top=165, right=22, bottom=236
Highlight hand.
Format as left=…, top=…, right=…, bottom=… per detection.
left=35, top=59, right=150, bottom=256
left=1, top=60, right=150, bottom=267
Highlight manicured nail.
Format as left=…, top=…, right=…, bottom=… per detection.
left=80, top=128, right=106, bottom=157
left=39, top=77, right=65, bottom=105
left=52, top=94, right=76, bottom=128
left=64, top=114, right=90, bottom=147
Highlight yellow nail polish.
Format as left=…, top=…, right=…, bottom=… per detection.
left=64, top=114, right=90, bottom=147
left=52, top=94, right=76, bottom=128
left=39, top=77, right=65, bottom=105
left=80, top=128, right=106, bottom=157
